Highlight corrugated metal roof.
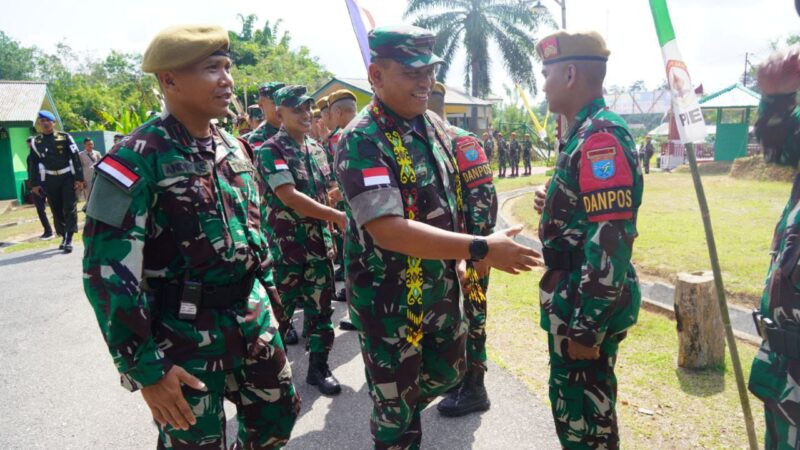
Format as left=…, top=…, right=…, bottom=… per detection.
left=699, top=83, right=761, bottom=109
left=321, top=77, right=494, bottom=106
left=0, top=80, right=50, bottom=123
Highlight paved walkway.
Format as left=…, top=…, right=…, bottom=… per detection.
left=0, top=246, right=559, bottom=449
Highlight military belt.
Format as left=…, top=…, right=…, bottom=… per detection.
left=542, top=248, right=584, bottom=271
left=45, top=167, right=72, bottom=176
left=753, top=311, right=800, bottom=360
left=150, top=272, right=256, bottom=312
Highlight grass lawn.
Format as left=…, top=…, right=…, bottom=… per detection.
left=486, top=268, right=765, bottom=449
left=509, top=171, right=791, bottom=305
left=0, top=202, right=86, bottom=254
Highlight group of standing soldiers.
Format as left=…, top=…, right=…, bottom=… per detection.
left=491, top=131, right=536, bottom=178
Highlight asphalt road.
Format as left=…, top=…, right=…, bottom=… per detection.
left=0, top=246, right=558, bottom=449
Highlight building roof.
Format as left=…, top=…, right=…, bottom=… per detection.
left=699, top=83, right=761, bottom=109
left=0, top=80, right=61, bottom=127
left=312, top=77, right=494, bottom=106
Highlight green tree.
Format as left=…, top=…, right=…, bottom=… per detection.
left=404, top=0, right=552, bottom=99
left=0, top=31, right=37, bottom=79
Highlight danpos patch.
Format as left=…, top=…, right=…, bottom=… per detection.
left=578, top=132, right=633, bottom=222
left=95, top=154, right=141, bottom=191
left=455, top=136, right=492, bottom=188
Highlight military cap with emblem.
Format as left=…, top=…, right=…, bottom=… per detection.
left=328, top=89, right=357, bottom=107
left=141, top=24, right=229, bottom=73
left=431, top=82, right=446, bottom=97
left=368, top=25, right=443, bottom=68
left=316, top=96, right=330, bottom=111
left=259, top=81, right=286, bottom=99
left=535, top=30, right=610, bottom=65
left=274, top=85, right=315, bottom=108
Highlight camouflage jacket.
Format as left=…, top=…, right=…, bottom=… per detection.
left=246, top=121, right=281, bottom=149
left=326, top=127, right=341, bottom=172
left=82, top=114, right=278, bottom=391
left=256, top=127, right=333, bottom=265
left=522, top=139, right=533, bottom=157
left=448, top=126, right=497, bottom=236
left=538, top=97, right=643, bottom=347
left=509, top=139, right=520, bottom=158
left=497, top=138, right=508, bottom=157
left=749, top=93, right=800, bottom=419
left=27, top=131, right=85, bottom=184
left=335, top=98, right=463, bottom=338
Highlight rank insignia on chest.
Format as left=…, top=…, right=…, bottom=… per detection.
left=587, top=147, right=616, bottom=180
left=274, top=159, right=289, bottom=171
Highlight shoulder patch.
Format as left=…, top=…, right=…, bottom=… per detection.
left=455, top=136, right=492, bottom=189
left=579, top=132, right=634, bottom=222
left=96, top=153, right=142, bottom=191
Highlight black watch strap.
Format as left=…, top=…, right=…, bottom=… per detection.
left=469, top=237, right=489, bottom=262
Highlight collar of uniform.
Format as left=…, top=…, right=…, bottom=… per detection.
left=565, top=97, right=607, bottom=143
left=161, top=114, right=232, bottom=156
left=328, top=127, right=340, bottom=139
left=275, top=126, right=308, bottom=152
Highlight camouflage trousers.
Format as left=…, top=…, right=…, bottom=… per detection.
left=357, top=322, right=467, bottom=450
left=156, top=335, right=300, bottom=449
left=764, top=402, right=800, bottom=450
left=274, top=261, right=335, bottom=354
left=465, top=273, right=490, bottom=373
left=547, top=332, right=625, bottom=450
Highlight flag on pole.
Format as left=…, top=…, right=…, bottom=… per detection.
left=345, top=0, right=376, bottom=70
left=649, top=0, right=706, bottom=144
left=515, top=84, right=545, bottom=136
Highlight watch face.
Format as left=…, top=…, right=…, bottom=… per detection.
left=471, top=238, right=489, bottom=260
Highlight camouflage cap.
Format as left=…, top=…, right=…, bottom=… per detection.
left=259, top=81, right=286, bottom=99
left=274, top=85, right=314, bottom=108
left=368, top=25, right=443, bottom=68
left=431, top=82, right=446, bottom=97
left=316, top=96, right=330, bottom=111
left=536, top=30, right=609, bottom=65
left=328, top=89, right=357, bottom=107
left=247, top=104, right=263, bottom=118
left=141, top=24, right=229, bottom=73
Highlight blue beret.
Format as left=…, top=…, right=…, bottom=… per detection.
left=38, top=110, right=55, bottom=121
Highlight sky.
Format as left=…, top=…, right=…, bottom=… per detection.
left=1, top=0, right=798, bottom=102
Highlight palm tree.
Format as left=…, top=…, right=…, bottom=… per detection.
left=404, top=0, right=553, bottom=100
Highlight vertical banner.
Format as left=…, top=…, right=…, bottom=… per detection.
left=344, top=0, right=376, bottom=71
left=649, top=0, right=706, bottom=144
left=515, top=84, right=544, bottom=134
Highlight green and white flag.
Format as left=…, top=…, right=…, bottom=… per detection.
left=649, top=0, right=707, bottom=144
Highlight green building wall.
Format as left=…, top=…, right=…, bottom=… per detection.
left=0, top=123, right=34, bottom=203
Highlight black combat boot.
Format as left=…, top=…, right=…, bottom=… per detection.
left=334, top=265, right=345, bottom=281
left=63, top=233, right=73, bottom=253
left=284, top=323, right=299, bottom=346
left=339, top=314, right=356, bottom=331
left=333, top=288, right=347, bottom=303
left=58, top=235, right=66, bottom=250
left=307, top=352, right=341, bottom=395
left=437, top=370, right=490, bottom=417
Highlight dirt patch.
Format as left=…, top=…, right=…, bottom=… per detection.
left=672, top=161, right=733, bottom=176
left=729, top=155, right=796, bottom=182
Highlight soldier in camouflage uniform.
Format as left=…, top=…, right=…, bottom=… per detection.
left=533, top=31, right=643, bottom=449
left=27, top=110, right=85, bottom=253
left=427, top=82, right=499, bottom=417
left=246, top=82, right=285, bottom=149
left=482, top=131, right=494, bottom=162
left=497, top=132, right=508, bottom=178
left=509, top=132, right=520, bottom=177
left=523, top=133, right=533, bottom=176
left=256, top=85, right=346, bottom=396
left=748, top=11, right=800, bottom=447
left=336, top=26, right=540, bottom=449
left=316, top=96, right=331, bottom=148
left=82, top=25, right=299, bottom=449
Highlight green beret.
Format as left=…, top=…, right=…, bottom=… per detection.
left=536, top=30, right=610, bottom=66
left=369, top=26, right=443, bottom=68
left=141, top=24, right=229, bottom=73
left=328, top=89, right=357, bottom=107
left=274, top=85, right=314, bottom=108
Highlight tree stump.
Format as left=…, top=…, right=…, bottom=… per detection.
left=674, top=271, right=726, bottom=369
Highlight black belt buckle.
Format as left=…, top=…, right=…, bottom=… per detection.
left=178, top=280, right=202, bottom=320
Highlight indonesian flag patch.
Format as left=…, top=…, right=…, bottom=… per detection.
left=95, top=154, right=141, bottom=190
left=274, top=159, right=289, bottom=171
left=362, top=167, right=391, bottom=187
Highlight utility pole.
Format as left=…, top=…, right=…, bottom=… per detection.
left=743, top=52, right=750, bottom=86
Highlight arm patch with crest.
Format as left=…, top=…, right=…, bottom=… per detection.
left=455, top=136, right=492, bottom=189
left=578, top=132, right=634, bottom=222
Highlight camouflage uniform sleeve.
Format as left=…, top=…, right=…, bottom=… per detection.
left=82, top=149, right=169, bottom=391
left=453, top=133, right=497, bottom=236
left=335, top=131, right=404, bottom=228
left=256, top=141, right=295, bottom=191
left=568, top=129, right=638, bottom=347
left=756, top=94, right=800, bottom=167
left=66, top=133, right=85, bottom=182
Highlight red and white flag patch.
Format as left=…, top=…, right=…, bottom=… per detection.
left=362, top=167, right=390, bottom=187
left=274, top=159, right=289, bottom=171
left=96, top=154, right=140, bottom=190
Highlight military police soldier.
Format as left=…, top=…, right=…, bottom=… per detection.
left=82, top=25, right=299, bottom=448
left=427, top=81, right=498, bottom=417
left=748, top=3, right=800, bottom=446
left=509, top=131, right=520, bottom=177
left=336, top=25, right=540, bottom=449
left=256, top=85, right=346, bottom=396
left=496, top=131, right=508, bottom=177
left=247, top=81, right=286, bottom=149
left=533, top=30, right=643, bottom=449
left=27, top=110, right=85, bottom=253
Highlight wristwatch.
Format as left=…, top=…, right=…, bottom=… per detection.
left=469, top=237, right=489, bottom=262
